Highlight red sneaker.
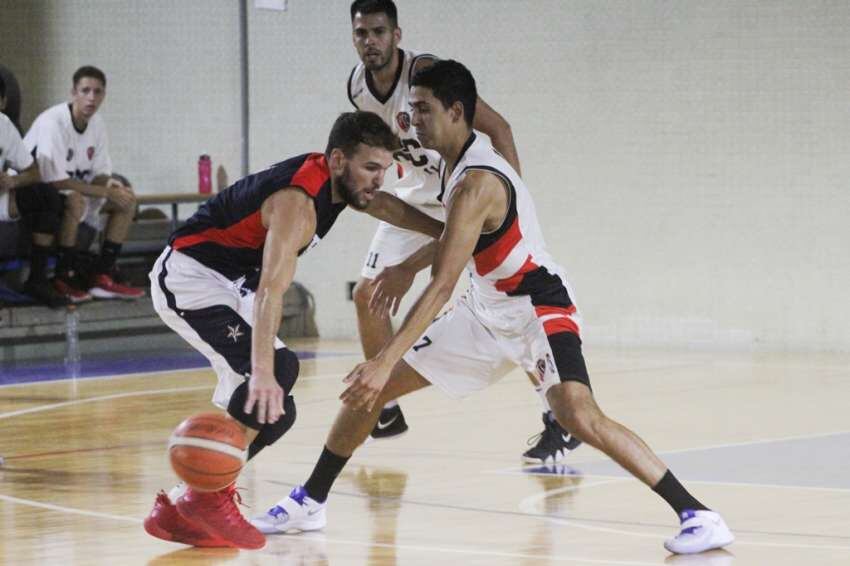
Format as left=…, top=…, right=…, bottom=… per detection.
left=176, top=485, right=266, bottom=550
left=143, top=491, right=231, bottom=547
left=89, top=273, right=145, bottom=300
left=52, top=277, right=92, bottom=303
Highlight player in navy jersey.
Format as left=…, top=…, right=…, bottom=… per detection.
left=252, top=62, right=734, bottom=556
left=143, top=111, right=443, bottom=550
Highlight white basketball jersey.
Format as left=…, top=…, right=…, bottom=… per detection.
left=24, top=102, right=112, bottom=184
left=441, top=132, right=578, bottom=326
left=348, top=49, right=444, bottom=220
left=0, top=113, right=33, bottom=173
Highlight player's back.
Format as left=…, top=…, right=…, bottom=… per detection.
left=170, top=153, right=344, bottom=282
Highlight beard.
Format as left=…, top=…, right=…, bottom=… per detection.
left=363, top=45, right=394, bottom=72
left=335, top=166, right=369, bottom=211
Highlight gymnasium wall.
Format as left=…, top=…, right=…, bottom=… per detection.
left=2, top=1, right=848, bottom=351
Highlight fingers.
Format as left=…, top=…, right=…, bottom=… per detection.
left=342, top=366, right=360, bottom=384
left=243, top=391, right=256, bottom=417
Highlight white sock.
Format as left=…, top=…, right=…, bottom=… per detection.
left=382, top=400, right=399, bottom=410
left=167, top=482, right=187, bottom=504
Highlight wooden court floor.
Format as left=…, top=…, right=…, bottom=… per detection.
left=1, top=339, right=849, bottom=565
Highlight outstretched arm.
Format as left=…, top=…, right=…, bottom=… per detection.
left=365, top=191, right=444, bottom=239
left=246, top=188, right=316, bottom=424
left=368, top=240, right=438, bottom=318
left=341, top=171, right=505, bottom=410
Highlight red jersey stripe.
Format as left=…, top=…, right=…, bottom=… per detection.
left=290, top=154, right=330, bottom=197
left=172, top=210, right=265, bottom=251
left=473, top=217, right=522, bottom=276
left=494, top=255, right=538, bottom=293
left=534, top=305, right=577, bottom=318
left=541, top=316, right=580, bottom=337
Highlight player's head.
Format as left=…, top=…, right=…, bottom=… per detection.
left=71, top=66, right=107, bottom=120
left=350, top=0, right=401, bottom=72
left=409, top=60, right=477, bottom=148
left=326, top=111, right=399, bottom=210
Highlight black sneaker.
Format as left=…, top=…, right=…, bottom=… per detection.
left=522, top=413, right=582, bottom=464
left=24, top=279, right=72, bottom=308
left=369, top=404, right=409, bottom=440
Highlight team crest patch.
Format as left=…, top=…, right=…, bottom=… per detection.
left=87, top=146, right=95, bottom=160
left=536, top=358, right=547, bottom=379
left=396, top=111, right=411, bottom=132
left=545, top=353, right=556, bottom=373
left=66, top=148, right=74, bottom=161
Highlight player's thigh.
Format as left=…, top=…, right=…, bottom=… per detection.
left=360, top=220, right=434, bottom=279
left=402, top=297, right=514, bottom=399
left=515, top=317, right=591, bottom=398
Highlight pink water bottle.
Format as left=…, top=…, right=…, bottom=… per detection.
left=198, top=154, right=212, bottom=194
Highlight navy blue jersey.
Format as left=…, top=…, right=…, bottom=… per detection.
left=170, top=153, right=346, bottom=282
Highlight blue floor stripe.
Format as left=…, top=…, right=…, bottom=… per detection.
left=0, top=349, right=355, bottom=386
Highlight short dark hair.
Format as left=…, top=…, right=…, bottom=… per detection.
left=0, top=74, right=5, bottom=100
left=411, top=59, right=477, bottom=127
left=72, top=65, right=106, bottom=88
left=325, top=111, right=400, bottom=158
left=350, top=0, right=398, bottom=28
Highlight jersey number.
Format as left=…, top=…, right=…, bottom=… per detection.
left=394, top=138, right=428, bottom=167
left=366, top=252, right=379, bottom=269
left=412, top=336, right=432, bottom=352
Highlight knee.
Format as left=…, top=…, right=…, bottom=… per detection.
left=274, top=347, right=300, bottom=393
left=352, top=278, right=373, bottom=310
left=548, top=383, right=604, bottom=442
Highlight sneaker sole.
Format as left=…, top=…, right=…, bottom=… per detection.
left=367, top=429, right=409, bottom=443
left=143, top=516, right=232, bottom=548
left=175, top=502, right=266, bottom=550
left=90, top=288, right=144, bottom=300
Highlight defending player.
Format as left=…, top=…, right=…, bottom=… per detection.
left=252, top=62, right=734, bottom=556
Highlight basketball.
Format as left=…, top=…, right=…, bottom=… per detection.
left=168, top=412, right=247, bottom=492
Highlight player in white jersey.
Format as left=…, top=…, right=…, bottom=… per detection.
left=346, top=1, right=570, bottom=459
left=0, top=79, right=68, bottom=307
left=252, top=61, right=734, bottom=556
left=24, top=65, right=143, bottom=302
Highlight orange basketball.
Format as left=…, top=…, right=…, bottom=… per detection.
left=168, top=412, right=247, bottom=492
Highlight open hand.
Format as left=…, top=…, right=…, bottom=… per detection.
left=369, top=263, right=415, bottom=318
left=340, top=357, right=393, bottom=411
left=244, top=371, right=285, bottom=424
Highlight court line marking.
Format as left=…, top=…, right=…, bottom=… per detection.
left=517, top=480, right=850, bottom=550
left=0, top=493, right=140, bottom=524
left=308, top=536, right=665, bottom=565
left=0, top=493, right=663, bottom=565
left=0, top=356, right=359, bottom=389
left=490, top=467, right=850, bottom=494
left=0, top=372, right=347, bottom=421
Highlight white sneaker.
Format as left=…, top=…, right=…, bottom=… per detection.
left=251, top=486, right=327, bottom=534
left=664, top=510, right=734, bottom=554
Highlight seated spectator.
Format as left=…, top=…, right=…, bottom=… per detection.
left=1, top=75, right=68, bottom=307
left=24, top=65, right=143, bottom=302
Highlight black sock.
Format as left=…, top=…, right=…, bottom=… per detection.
left=303, top=446, right=350, bottom=503
left=96, top=239, right=122, bottom=274
left=28, top=244, right=51, bottom=284
left=652, top=470, right=709, bottom=516
left=56, top=246, right=76, bottom=277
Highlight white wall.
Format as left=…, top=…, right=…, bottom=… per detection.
left=3, top=1, right=848, bottom=351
